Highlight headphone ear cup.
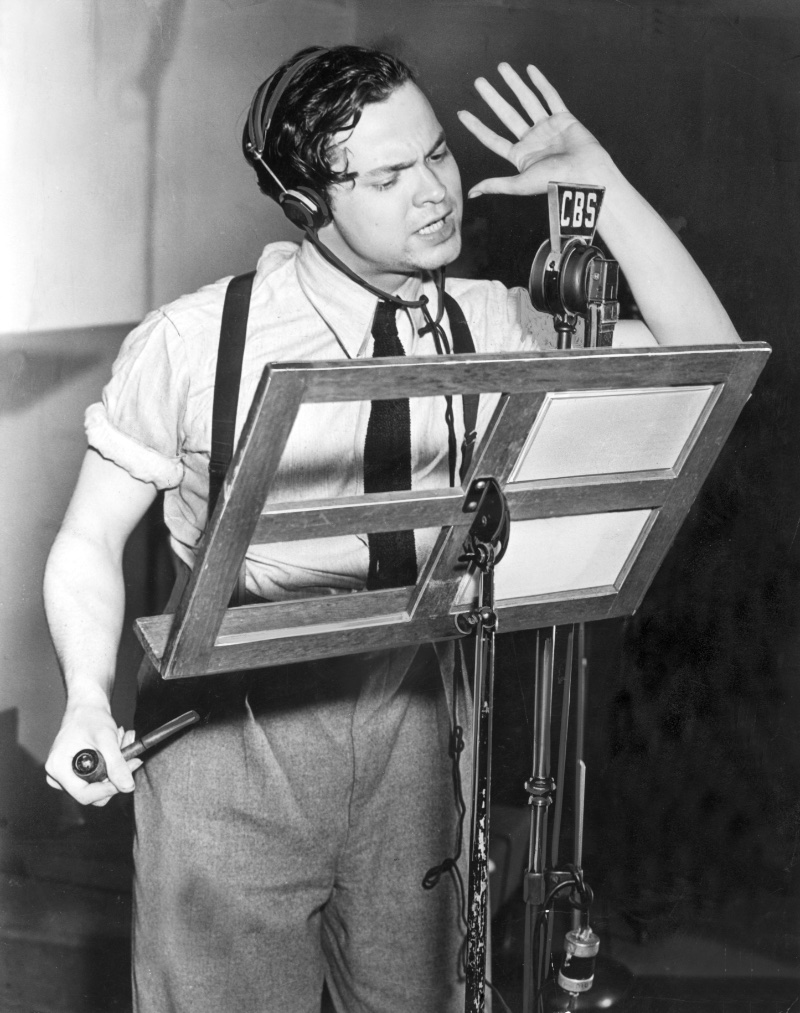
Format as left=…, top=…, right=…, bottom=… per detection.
left=279, top=186, right=332, bottom=231
left=297, top=186, right=332, bottom=229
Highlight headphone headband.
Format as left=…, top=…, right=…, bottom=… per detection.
left=247, top=48, right=327, bottom=158
left=245, top=48, right=332, bottom=231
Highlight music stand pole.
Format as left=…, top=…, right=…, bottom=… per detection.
left=461, top=478, right=510, bottom=1013
left=463, top=544, right=497, bottom=1013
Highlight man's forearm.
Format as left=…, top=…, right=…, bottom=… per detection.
left=588, top=163, right=740, bottom=347
left=44, top=527, right=127, bottom=706
left=44, top=449, right=157, bottom=802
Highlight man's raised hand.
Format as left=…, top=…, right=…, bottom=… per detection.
left=457, top=63, right=616, bottom=199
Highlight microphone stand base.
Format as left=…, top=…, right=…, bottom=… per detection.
left=539, top=957, right=633, bottom=1011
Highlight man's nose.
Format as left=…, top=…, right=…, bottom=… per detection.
left=413, top=165, right=447, bottom=205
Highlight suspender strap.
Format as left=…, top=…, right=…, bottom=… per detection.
left=443, top=292, right=480, bottom=483
left=208, top=279, right=479, bottom=514
left=208, top=271, right=255, bottom=517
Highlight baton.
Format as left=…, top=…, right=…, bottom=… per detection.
left=71, top=710, right=200, bottom=783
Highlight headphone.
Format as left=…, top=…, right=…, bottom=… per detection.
left=244, top=48, right=333, bottom=232
left=244, top=47, right=445, bottom=317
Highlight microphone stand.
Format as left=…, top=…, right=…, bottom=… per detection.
left=522, top=624, right=632, bottom=1013
left=463, top=207, right=623, bottom=1009
left=519, top=282, right=631, bottom=1011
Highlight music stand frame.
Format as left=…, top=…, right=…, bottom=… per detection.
left=136, top=343, right=767, bottom=681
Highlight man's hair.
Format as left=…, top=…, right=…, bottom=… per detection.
left=243, top=45, right=415, bottom=202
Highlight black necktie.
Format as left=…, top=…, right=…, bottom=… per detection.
left=364, top=300, right=418, bottom=590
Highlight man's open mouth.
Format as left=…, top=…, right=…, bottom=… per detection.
left=417, top=214, right=449, bottom=236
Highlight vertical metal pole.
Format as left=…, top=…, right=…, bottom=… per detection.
left=469, top=570, right=488, bottom=861
left=572, top=621, right=588, bottom=931
left=522, top=631, right=540, bottom=1013
left=544, top=624, right=575, bottom=972
left=550, top=624, right=575, bottom=867
left=522, top=626, right=557, bottom=1013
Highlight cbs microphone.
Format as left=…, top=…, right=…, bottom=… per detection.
left=529, top=182, right=620, bottom=350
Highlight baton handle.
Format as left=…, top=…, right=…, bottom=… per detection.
left=72, top=710, right=200, bottom=783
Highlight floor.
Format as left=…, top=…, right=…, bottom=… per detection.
left=487, top=804, right=799, bottom=1012
left=491, top=899, right=800, bottom=1013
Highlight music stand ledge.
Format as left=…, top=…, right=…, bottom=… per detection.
left=133, top=342, right=769, bottom=681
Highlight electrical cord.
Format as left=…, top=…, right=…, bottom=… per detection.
left=304, top=227, right=464, bottom=487
left=532, top=875, right=581, bottom=1006
left=486, top=977, right=516, bottom=1013
left=422, top=643, right=470, bottom=974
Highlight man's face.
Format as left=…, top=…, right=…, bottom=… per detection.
left=319, top=81, right=463, bottom=291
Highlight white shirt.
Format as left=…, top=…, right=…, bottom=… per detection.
left=87, top=239, right=556, bottom=600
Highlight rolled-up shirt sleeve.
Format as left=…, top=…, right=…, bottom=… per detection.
left=85, top=309, right=188, bottom=489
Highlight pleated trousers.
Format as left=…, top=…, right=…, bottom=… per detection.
left=132, top=642, right=471, bottom=1013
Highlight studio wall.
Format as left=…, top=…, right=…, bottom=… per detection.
left=0, top=0, right=357, bottom=762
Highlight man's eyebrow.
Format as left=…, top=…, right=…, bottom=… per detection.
left=358, top=131, right=448, bottom=180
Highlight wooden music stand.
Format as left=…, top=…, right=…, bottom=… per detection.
left=134, top=342, right=768, bottom=682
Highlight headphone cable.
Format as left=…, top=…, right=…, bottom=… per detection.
left=302, top=226, right=445, bottom=318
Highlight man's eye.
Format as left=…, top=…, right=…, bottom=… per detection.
left=430, top=147, right=449, bottom=162
left=375, top=176, right=398, bottom=191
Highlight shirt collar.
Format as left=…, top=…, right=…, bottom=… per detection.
left=293, top=239, right=427, bottom=359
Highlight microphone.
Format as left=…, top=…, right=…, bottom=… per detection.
left=528, top=182, right=620, bottom=349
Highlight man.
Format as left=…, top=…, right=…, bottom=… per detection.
left=43, top=46, right=739, bottom=1013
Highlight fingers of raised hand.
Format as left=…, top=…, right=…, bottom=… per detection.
left=456, top=109, right=514, bottom=161
left=475, top=63, right=570, bottom=140
left=474, top=76, right=531, bottom=140
left=497, top=63, right=549, bottom=124
left=525, top=64, right=568, bottom=115
left=467, top=173, right=547, bottom=198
